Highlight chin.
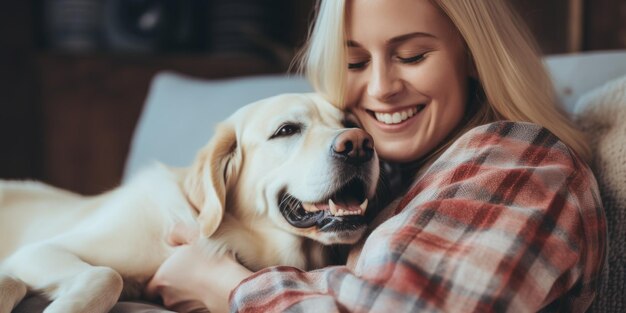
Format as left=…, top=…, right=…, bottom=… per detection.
left=377, top=142, right=424, bottom=163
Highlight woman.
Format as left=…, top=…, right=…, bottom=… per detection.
left=146, top=0, right=606, bottom=312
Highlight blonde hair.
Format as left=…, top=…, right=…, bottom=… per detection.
left=296, top=0, right=591, bottom=161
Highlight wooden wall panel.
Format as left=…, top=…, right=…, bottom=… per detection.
left=511, top=0, right=626, bottom=53
left=0, top=2, right=42, bottom=179
left=583, top=0, right=626, bottom=50
left=509, top=0, right=575, bottom=54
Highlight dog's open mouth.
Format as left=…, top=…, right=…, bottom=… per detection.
left=279, top=179, right=369, bottom=230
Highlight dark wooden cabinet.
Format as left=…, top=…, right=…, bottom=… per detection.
left=38, top=53, right=281, bottom=194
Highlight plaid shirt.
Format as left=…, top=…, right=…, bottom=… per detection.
left=230, top=121, right=607, bottom=313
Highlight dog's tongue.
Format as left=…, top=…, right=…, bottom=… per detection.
left=302, top=199, right=368, bottom=216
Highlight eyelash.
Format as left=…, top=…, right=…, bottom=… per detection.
left=348, top=61, right=368, bottom=70
left=397, top=53, right=426, bottom=64
left=347, top=53, right=426, bottom=70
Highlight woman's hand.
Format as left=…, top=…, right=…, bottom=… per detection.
left=145, top=223, right=253, bottom=313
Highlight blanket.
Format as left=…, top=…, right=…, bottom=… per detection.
left=573, top=75, right=626, bottom=313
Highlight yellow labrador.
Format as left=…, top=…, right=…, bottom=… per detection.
left=0, top=93, right=379, bottom=313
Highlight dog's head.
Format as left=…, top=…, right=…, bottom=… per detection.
left=184, top=93, right=379, bottom=245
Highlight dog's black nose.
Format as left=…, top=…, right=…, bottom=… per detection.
left=332, top=129, right=374, bottom=164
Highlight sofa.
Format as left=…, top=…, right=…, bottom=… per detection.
left=14, top=50, right=626, bottom=312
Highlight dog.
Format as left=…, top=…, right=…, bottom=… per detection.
left=0, top=93, right=380, bottom=313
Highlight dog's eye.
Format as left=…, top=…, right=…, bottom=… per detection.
left=271, top=123, right=301, bottom=139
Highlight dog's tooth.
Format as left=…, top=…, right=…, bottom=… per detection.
left=329, top=199, right=338, bottom=215
left=338, top=208, right=345, bottom=216
left=359, top=199, right=369, bottom=213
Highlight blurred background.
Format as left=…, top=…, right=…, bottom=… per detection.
left=1, top=0, right=625, bottom=195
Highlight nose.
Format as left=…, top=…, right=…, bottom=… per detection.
left=332, top=129, right=374, bottom=164
left=367, top=60, right=402, bottom=102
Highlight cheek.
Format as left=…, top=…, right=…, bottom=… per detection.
left=421, top=64, right=468, bottom=127
left=345, top=70, right=371, bottom=109
left=345, top=74, right=363, bottom=108
left=351, top=109, right=371, bottom=130
left=406, top=57, right=467, bottom=95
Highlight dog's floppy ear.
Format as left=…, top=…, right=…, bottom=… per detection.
left=184, top=121, right=239, bottom=237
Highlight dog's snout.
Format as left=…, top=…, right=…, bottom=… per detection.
left=332, top=129, right=374, bottom=164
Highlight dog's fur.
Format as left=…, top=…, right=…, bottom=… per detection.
left=0, top=93, right=379, bottom=313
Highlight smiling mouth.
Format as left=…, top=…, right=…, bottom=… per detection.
left=279, top=179, right=369, bottom=229
left=368, top=104, right=426, bottom=125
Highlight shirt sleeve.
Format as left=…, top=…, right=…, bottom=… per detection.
left=229, top=121, right=607, bottom=313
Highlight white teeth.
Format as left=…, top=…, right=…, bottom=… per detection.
left=329, top=199, right=337, bottom=215
left=392, top=112, right=401, bottom=124
left=326, top=198, right=370, bottom=216
left=384, top=114, right=392, bottom=124
left=359, top=199, right=368, bottom=212
left=374, top=106, right=423, bottom=125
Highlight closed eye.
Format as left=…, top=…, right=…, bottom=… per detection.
left=349, top=53, right=426, bottom=69
left=348, top=60, right=369, bottom=70
left=397, top=53, right=426, bottom=64
left=270, top=123, right=302, bottom=139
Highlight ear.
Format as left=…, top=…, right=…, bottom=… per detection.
left=184, top=122, right=239, bottom=237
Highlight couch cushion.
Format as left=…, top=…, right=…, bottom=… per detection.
left=544, top=51, right=626, bottom=112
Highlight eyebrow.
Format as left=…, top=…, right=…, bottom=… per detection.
left=347, top=32, right=436, bottom=48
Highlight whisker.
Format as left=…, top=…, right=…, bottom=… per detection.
left=279, top=195, right=291, bottom=207
left=286, top=195, right=300, bottom=214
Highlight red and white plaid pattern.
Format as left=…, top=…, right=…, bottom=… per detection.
left=230, top=121, right=607, bottom=313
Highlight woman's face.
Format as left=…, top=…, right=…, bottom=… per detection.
left=345, top=0, right=470, bottom=163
